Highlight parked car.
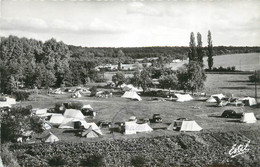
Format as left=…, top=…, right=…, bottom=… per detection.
left=97, top=120, right=112, bottom=128
left=151, top=114, right=162, bottom=123
left=221, top=109, right=244, bottom=118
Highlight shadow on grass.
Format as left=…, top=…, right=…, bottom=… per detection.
left=228, top=80, right=250, bottom=83
left=219, top=86, right=249, bottom=89
left=208, top=115, right=222, bottom=118
left=205, top=105, right=219, bottom=108
left=226, top=120, right=241, bottom=123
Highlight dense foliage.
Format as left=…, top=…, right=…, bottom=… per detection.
left=8, top=131, right=260, bottom=166
left=1, top=105, right=43, bottom=143
left=1, top=35, right=259, bottom=94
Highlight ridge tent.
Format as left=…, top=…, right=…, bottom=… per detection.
left=35, top=108, right=48, bottom=115
left=207, top=94, right=225, bottom=103
left=44, top=132, right=59, bottom=143
left=180, top=120, right=202, bottom=132
left=58, top=118, right=81, bottom=129
left=175, top=94, right=193, bottom=102
left=240, top=113, right=257, bottom=123
left=80, top=122, right=102, bottom=135
left=82, top=104, right=93, bottom=110
left=0, top=97, right=16, bottom=108
left=123, top=84, right=143, bottom=92
left=239, top=97, right=257, bottom=106
left=124, top=122, right=153, bottom=135
left=63, top=109, right=85, bottom=119
left=49, top=114, right=65, bottom=126
left=122, top=91, right=142, bottom=101
left=81, top=127, right=101, bottom=138
left=42, top=121, right=52, bottom=130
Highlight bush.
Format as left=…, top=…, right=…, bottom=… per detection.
left=1, top=144, right=20, bottom=167
left=131, top=155, right=146, bottom=167
left=90, top=86, right=97, bottom=97
left=13, top=90, right=31, bottom=101
left=48, top=155, right=67, bottom=166
left=80, top=154, right=103, bottom=167
left=249, top=70, right=260, bottom=82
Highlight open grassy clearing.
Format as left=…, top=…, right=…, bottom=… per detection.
left=16, top=73, right=260, bottom=143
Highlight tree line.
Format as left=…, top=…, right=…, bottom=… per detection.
left=1, top=35, right=259, bottom=94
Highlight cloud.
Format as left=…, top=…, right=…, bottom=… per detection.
left=127, top=2, right=162, bottom=16
left=0, top=17, right=129, bottom=35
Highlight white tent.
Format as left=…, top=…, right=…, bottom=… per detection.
left=63, top=109, right=85, bottom=119
left=44, top=132, right=59, bottom=143
left=0, top=97, right=16, bottom=107
left=239, top=97, right=257, bottom=106
left=207, top=94, right=225, bottom=103
left=81, top=127, right=101, bottom=138
left=122, top=91, right=142, bottom=101
left=49, top=114, right=65, bottom=126
left=240, top=113, right=257, bottom=123
left=82, top=104, right=93, bottom=110
left=125, top=122, right=153, bottom=135
left=42, top=122, right=52, bottom=130
left=180, top=120, right=203, bottom=132
left=58, top=118, right=102, bottom=134
left=175, top=94, right=193, bottom=102
left=123, top=84, right=142, bottom=92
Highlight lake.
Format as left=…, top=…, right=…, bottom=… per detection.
left=167, top=53, right=260, bottom=71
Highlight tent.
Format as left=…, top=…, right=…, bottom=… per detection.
left=72, top=91, right=82, bottom=98
left=240, top=113, right=257, bottom=123
left=122, top=91, right=142, bottom=101
left=63, top=109, right=85, bottom=119
left=207, top=94, right=225, bottom=103
left=175, top=94, right=193, bottom=102
left=123, top=84, right=142, bottom=92
left=44, top=132, right=59, bottom=143
left=180, top=120, right=202, bottom=132
left=239, top=97, right=257, bottom=106
left=59, top=118, right=102, bottom=134
left=49, top=114, right=65, bottom=126
left=0, top=97, right=16, bottom=107
left=59, top=118, right=80, bottom=129
left=42, top=122, right=52, bottom=130
left=124, top=122, right=153, bottom=135
left=81, top=127, right=101, bottom=138
left=82, top=104, right=93, bottom=110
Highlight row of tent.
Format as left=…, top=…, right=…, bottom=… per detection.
left=206, top=94, right=257, bottom=106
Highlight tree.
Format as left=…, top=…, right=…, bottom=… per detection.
left=140, top=68, right=152, bottom=93
left=112, top=72, right=125, bottom=86
left=188, top=32, right=197, bottom=62
left=177, top=61, right=206, bottom=94
left=159, top=74, right=178, bottom=95
left=207, top=30, right=214, bottom=70
left=197, top=32, right=204, bottom=64
left=1, top=106, right=43, bottom=143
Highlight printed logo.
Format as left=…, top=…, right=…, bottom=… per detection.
left=229, top=140, right=250, bottom=158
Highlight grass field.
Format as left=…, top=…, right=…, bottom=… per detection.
left=17, top=73, right=260, bottom=142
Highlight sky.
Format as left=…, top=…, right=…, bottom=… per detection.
left=1, top=0, right=260, bottom=47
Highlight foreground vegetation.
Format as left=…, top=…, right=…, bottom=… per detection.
left=7, top=130, right=260, bottom=166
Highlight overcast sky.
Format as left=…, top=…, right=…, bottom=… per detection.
left=1, top=0, right=260, bottom=47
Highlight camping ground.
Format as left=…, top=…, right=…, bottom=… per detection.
left=8, top=73, right=260, bottom=166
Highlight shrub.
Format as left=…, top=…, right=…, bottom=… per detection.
left=1, top=144, right=20, bottom=167
left=12, top=90, right=31, bottom=101
left=131, top=155, right=146, bottom=167
left=80, top=154, right=103, bottom=167
left=90, top=86, right=97, bottom=97
left=48, top=155, right=68, bottom=166
left=249, top=70, right=260, bottom=82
